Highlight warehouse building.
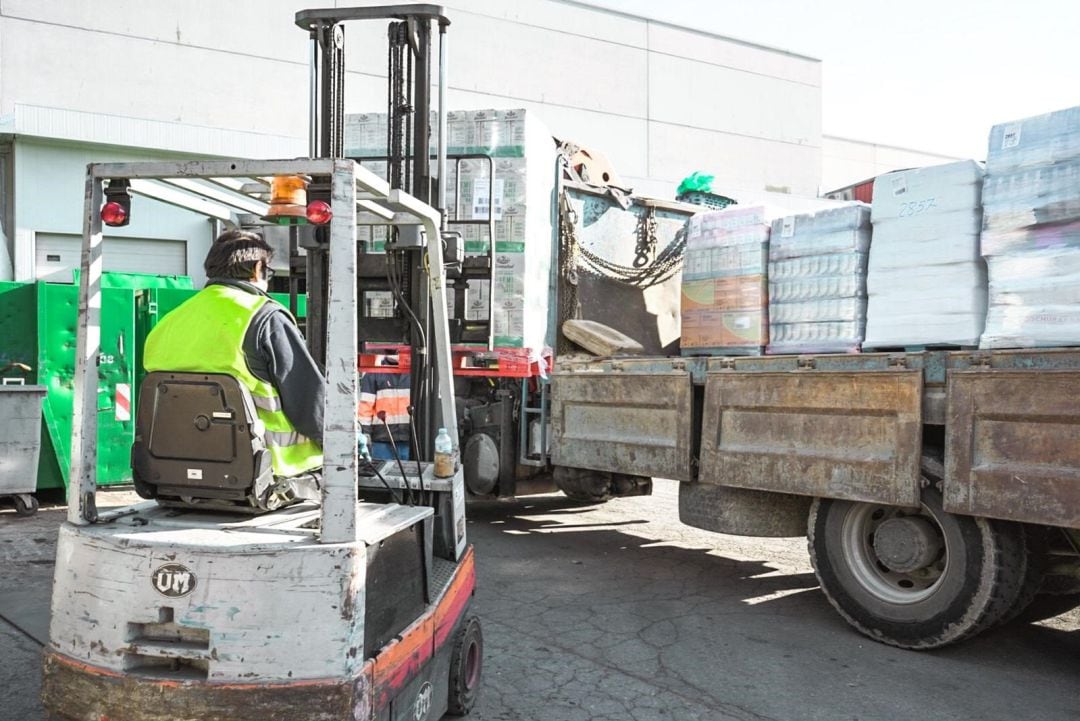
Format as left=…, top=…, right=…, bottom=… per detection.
left=0, top=0, right=948, bottom=285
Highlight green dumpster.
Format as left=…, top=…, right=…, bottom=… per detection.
left=0, top=274, right=192, bottom=489
left=1, top=280, right=134, bottom=487
left=0, top=276, right=307, bottom=491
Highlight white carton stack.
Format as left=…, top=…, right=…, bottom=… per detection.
left=864, top=160, right=987, bottom=348
left=980, top=106, right=1080, bottom=348
left=766, top=204, right=871, bottom=354
left=345, top=109, right=556, bottom=352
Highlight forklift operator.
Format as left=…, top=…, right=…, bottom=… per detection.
left=143, top=229, right=324, bottom=478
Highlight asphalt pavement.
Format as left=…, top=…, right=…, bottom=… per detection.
left=2, top=481, right=1078, bottom=721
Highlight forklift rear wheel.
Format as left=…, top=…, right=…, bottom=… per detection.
left=447, top=616, right=483, bottom=716
left=13, top=494, right=38, bottom=517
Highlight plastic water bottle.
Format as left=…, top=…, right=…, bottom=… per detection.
left=433, top=427, right=455, bottom=478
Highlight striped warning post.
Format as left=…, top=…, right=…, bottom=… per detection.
left=115, top=383, right=131, bottom=422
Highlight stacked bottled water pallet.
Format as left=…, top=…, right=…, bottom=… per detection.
left=766, top=204, right=871, bottom=354
left=864, top=160, right=987, bottom=349
left=345, top=109, right=556, bottom=351
left=980, top=106, right=1080, bottom=348
left=680, top=206, right=773, bottom=356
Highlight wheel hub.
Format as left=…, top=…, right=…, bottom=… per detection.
left=873, top=516, right=943, bottom=573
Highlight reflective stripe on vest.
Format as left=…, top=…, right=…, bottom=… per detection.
left=143, top=284, right=323, bottom=477
left=251, top=393, right=282, bottom=413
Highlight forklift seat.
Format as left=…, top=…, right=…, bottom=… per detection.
left=131, top=371, right=317, bottom=513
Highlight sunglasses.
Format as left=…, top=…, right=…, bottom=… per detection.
left=263, top=263, right=276, bottom=281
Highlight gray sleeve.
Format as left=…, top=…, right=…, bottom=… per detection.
left=251, top=309, right=325, bottom=446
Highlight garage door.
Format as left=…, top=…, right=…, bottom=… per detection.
left=35, top=233, right=187, bottom=282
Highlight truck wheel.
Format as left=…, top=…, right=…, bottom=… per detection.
left=552, top=466, right=611, bottom=502
left=996, top=524, right=1046, bottom=626
left=553, top=467, right=650, bottom=502
left=446, top=616, right=482, bottom=716
left=808, top=488, right=1026, bottom=649
left=1035, top=529, right=1080, bottom=597
left=13, top=494, right=38, bottom=517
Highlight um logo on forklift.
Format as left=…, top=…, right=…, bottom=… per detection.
left=414, top=682, right=432, bottom=721
left=151, top=564, right=197, bottom=598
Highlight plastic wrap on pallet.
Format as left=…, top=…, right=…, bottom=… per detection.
left=981, top=106, right=1080, bottom=349
left=346, top=109, right=556, bottom=355
left=766, top=204, right=870, bottom=354
left=864, top=160, right=987, bottom=349
left=985, top=106, right=1080, bottom=175
left=681, top=206, right=786, bottom=355
left=982, top=245, right=1080, bottom=347
left=981, top=160, right=1080, bottom=253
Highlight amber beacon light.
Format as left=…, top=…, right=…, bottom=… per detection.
left=264, top=175, right=310, bottom=224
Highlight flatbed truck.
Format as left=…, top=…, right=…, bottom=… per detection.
left=550, top=346, right=1080, bottom=648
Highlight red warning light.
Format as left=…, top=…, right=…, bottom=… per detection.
left=101, top=201, right=128, bottom=227
left=306, top=200, right=333, bottom=225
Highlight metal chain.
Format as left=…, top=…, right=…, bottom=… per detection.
left=574, top=217, right=685, bottom=290
left=558, top=192, right=583, bottom=324
left=633, top=206, right=657, bottom=269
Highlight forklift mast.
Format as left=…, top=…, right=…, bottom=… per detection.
left=297, top=5, right=451, bottom=457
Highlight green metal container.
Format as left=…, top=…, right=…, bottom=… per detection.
left=0, top=274, right=192, bottom=489
left=2, top=281, right=133, bottom=488
left=0, top=276, right=309, bottom=490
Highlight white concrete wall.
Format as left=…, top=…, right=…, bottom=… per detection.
left=11, top=140, right=215, bottom=284
left=821, top=135, right=963, bottom=193
left=0, top=0, right=823, bottom=199
left=0, top=0, right=825, bottom=280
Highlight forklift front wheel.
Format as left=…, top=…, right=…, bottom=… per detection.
left=447, top=616, right=483, bottom=716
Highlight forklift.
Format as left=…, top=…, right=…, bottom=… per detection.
left=41, top=6, right=483, bottom=721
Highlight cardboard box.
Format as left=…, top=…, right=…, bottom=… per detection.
left=681, top=308, right=767, bottom=350
left=682, top=275, right=766, bottom=311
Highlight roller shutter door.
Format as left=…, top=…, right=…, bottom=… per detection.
left=35, top=233, right=187, bottom=282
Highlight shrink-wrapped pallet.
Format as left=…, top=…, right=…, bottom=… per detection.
left=680, top=206, right=776, bottom=355
left=766, top=204, right=870, bottom=354
left=347, top=109, right=555, bottom=352
left=864, top=160, right=987, bottom=348
left=980, top=107, right=1080, bottom=348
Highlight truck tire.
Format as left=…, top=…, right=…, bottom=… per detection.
left=553, top=466, right=651, bottom=502
left=996, top=524, right=1046, bottom=626
left=808, top=487, right=1027, bottom=649
left=553, top=466, right=612, bottom=502
left=1016, top=593, right=1080, bottom=623
left=446, top=616, right=483, bottom=716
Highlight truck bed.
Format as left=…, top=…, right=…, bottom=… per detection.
left=551, top=347, right=1080, bottom=529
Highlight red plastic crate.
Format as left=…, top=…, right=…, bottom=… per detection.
left=359, top=344, right=550, bottom=379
